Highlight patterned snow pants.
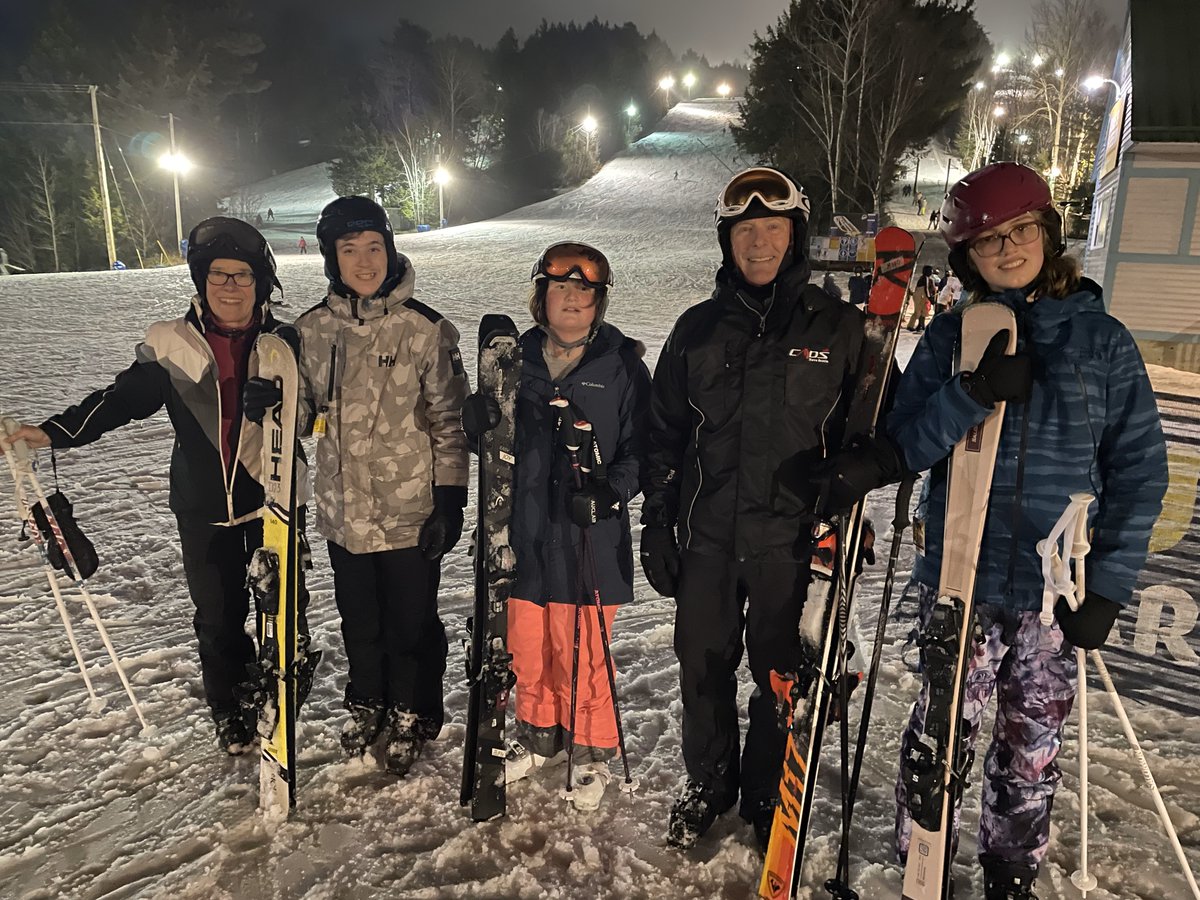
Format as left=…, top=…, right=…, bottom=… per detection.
left=894, top=583, right=1077, bottom=870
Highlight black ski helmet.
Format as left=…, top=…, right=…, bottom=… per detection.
left=315, top=196, right=404, bottom=298
left=186, top=216, right=282, bottom=308
left=714, top=166, right=811, bottom=273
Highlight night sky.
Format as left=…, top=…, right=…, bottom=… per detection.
left=0, top=0, right=1130, bottom=73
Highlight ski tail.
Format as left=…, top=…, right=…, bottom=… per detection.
left=253, top=332, right=301, bottom=817
left=901, top=302, right=1015, bottom=900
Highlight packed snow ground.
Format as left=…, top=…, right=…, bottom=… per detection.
left=1, top=101, right=1198, bottom=900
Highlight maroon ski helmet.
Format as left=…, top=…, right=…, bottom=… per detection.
left=940, top=162, right=1064, bottom=287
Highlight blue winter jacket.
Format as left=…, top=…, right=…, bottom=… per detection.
left=887, top=279, right=1167, bottom=610
left=511, top=323, right=652, bottom=606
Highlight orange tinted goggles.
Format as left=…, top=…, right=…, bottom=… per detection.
left=533, top=242, right=613, bottom=288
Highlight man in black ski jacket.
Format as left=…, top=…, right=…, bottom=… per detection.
left=642, top=167, right=902, bottom=850
left=0, top=218, right=317, bottom=755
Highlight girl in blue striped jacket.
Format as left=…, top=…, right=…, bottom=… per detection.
left=887, top=163, right=1168, bottom=900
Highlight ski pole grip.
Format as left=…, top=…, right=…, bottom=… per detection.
left=1, top=417, right=30, bottom=462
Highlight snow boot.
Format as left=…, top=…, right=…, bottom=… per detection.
left=567, top=759, right=613, bottom=812
left=983, top=861, right=1039, bottom=900
left=667, top=780, right=732, bottom=849
left=383, top=708, right=437, bottom=776
left=749, top=799, right=779, bottom=852
left=340, top=694, right=385, bottom=757
left=213, top=708, right=254, bottom=756
left=294, top=634, right=321, bottom=709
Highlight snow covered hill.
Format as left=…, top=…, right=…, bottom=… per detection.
left=0, top=100, right=1197, bottom=900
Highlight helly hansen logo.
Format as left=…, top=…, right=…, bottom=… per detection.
left=378, top=354, right=396, bottom=368
left=790, top=347, right=831, bottom=364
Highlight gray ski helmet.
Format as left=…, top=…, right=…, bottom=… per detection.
left=316, top=196, right=403, bottom=297
left=186, top=216, right=282, bottom=307
left=714, top=166, right=810, bottom=271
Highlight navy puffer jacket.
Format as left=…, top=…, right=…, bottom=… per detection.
left=511, top=323, right=652, bottom=606
left=887, top=279, right=1167, bottom=610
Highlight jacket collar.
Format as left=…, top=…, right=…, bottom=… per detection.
left=519, top=321, right=627, bottom=377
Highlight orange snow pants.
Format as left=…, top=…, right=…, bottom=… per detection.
left=508, top=597, right=619, bottom=750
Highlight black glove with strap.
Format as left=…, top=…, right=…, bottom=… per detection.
left=243, top=376, right=282, bottom=424
left=568, top=480, right=621, bottom=528
left=461, top=392, right=501, bottom=443
left=640, top=524, right=681, bottom=598
left=1055, top=591, right=1121, bottom=650
left=809, top=433, right=906, bottom=521
left=961, top=329, right=1033, bottom=408
left=418, top=485, right=468, bottom=561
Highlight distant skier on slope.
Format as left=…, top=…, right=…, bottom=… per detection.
left=283, top=197, right=468, bottom=776
left=639, top=166, right=905, bottom=850
left=887, top=162, right=1168, bottom=899
left=463, top=241, right=651, bottom=811
left=0, top=217, right=318, bottom=755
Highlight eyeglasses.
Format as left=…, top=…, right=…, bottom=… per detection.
left=532, top=242, right=613, bottom=288
left=969, top=221, right=1042, bottom=258
left=206, top=270, right=256, bottom=287
left=717, top=167, right=810, bottom=219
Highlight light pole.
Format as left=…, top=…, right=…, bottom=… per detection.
left=433, top=166, right=450, bottom=228
left=682, top=72, right=696, bottom=100
left=658, top=75, right=675, bottom=110
left=1082, top=75, right=1121, bottom=94
left=717, top=82, right=731, bottom=98
left=158, top=121, right=192, bottom=258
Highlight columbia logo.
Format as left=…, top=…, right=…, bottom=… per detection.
left=789, top=348, right=831, bottom=364
left=581, top=381, right=605, bottom=389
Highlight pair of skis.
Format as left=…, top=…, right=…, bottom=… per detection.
left=460, top=315, right=522, bottom=821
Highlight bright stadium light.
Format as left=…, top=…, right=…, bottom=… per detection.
left=717, top=83, right=731, bottom=97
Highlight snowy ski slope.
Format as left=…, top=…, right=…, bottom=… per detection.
left=0, top=100, right=1197, bottom=899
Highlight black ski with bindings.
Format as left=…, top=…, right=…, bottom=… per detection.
left=900, top=302, right=1015, bottom=900
left=759, top=226, right=916, bottom=900
left=249, top=332, right=302, bottom=817
left=461, top=314, right=522, bottom=821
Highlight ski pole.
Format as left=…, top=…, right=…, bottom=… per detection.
left=1090, top=650, right=1200, bottom=899
left=2, top=431, right=103, bottom=712
left=4, top=421, right=151, bottom=732
left=830, top=476, right=917, bottom=897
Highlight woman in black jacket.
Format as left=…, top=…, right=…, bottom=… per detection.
left=0, top=218, right=314, bottom=754
left=465, top=242, right=650, bottom=811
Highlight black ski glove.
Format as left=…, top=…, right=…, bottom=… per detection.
left=961, top=330, right=1033, bottom=408
left=809, top=433, right=906, bottom=521
left=568, top=480, right=621, bottom=528
left=1055, top=591, right=1122, bottom=650
left=243, top=376, right=282, bottom=424
left=461, top=392, right=501, bottom=443
left=640, top=524, right=681, bottom=598
left=418, top=485, right=468, bottom=561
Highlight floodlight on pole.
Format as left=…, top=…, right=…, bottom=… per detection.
left=658, top=75, right=675, bottom=109
left=717, top=82, right=731, bottom=98
left=158, top=152, right=193, bottom=174
left=1082, top=75, right=1121, bottom=93
left=1055, top=67, right=1065, bottom=78
left=1032, top=53, right=1044, bottom=68
left=974, top=81, right=986, bottom=91
left=626, top=103, right=637, bottom=117
left=433, top=165, right=450, bottom=228
left=682, top=72, right=696, bottom=99
left=993, top=105, right=1007, bottom=118
left=581, top=114, right=598, bottom=134
left=159, top=112, right=191, bottom=256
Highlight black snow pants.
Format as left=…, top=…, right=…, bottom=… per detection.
left=327, top=541, right=448, bottom=727
left=673, top=551, right=812, bottom=819
left=176, top=510, right=310, bottom=714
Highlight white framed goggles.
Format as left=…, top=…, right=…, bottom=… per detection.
left=716, top=167, right=810, bottom=220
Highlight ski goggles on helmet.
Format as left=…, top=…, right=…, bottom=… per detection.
left=716, top=167, right=810, bottom=221
left=188, top=217, right=271, bottom=260
left=531, top=241, right=613, bottom=288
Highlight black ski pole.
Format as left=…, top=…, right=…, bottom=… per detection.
left=828, top=475, right=917, bottom=897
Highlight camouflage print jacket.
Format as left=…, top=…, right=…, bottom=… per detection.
left=295, top=258, right=469, bottom=553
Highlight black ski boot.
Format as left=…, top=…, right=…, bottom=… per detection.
left=213, top=708, right=254, bottom=756
left=667, top=780, right=732, bottom=849
left=983, top=861, right=1039, bottom=900
left=383, top=708, right=438, bottom=776
left=295, top=634, right=322, bottom=709
left=340, top=694, right=386, bottom=757
left=748, top=799, right=779, bottom=852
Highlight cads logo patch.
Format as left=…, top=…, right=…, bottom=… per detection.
left=789, top=347, right=831, bottom=364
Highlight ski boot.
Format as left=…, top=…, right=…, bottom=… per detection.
left=295, top=634, right=322, bottom=709
left=506, top=723, right=567, bottom=784
left=747, top=798, right=779, bottom=852
left=983, top=860, right=1039, bottom=900
left=383, top=708, right=438, bottom=776
left=567, top=759, right=613, bottom=812
left=213, top=707, right=254, bottom=756
left=666, top=780, right=733, bottom=849
left=340, top=694, right=386, bottom=758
